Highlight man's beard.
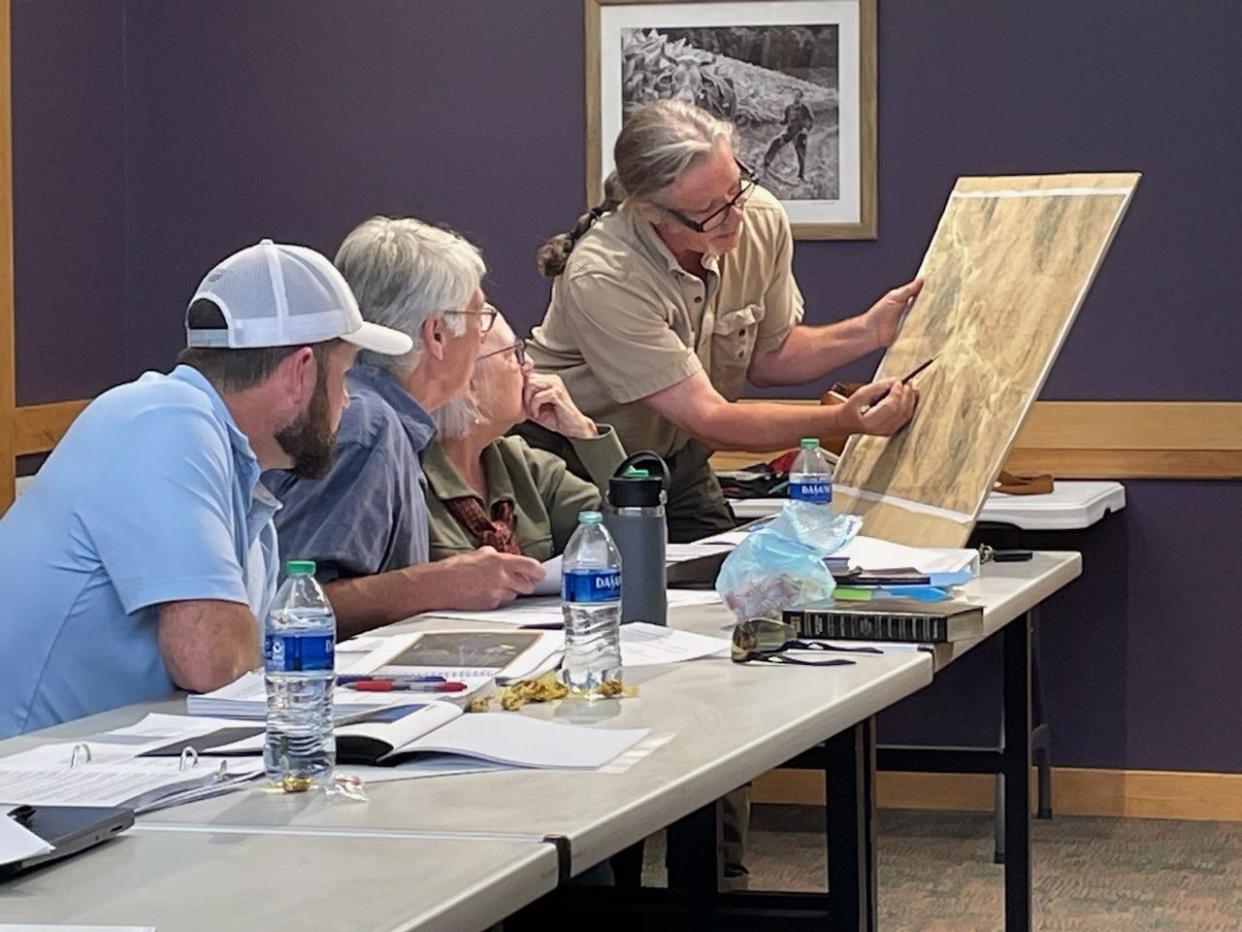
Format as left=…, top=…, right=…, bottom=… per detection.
left=275, top=373, right=335, bottom=479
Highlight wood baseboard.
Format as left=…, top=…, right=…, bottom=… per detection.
left=714, top=400, right=1242, bottom=479
left=754, top=767, right=1242, bottom=822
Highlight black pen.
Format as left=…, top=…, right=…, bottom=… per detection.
left=859, top=357, right=936, bottom=415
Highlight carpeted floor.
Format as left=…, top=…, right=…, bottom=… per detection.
left=642, top=804, right=1242, bottom=930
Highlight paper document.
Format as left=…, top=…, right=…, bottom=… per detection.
left=425, top=589, right=721, bottom=628
left=0, top=762, right=257, bottom=809
left=620, top=623, right=730, bottom=667
left=834, top=536, right=979, bottom=576
left=376, top=629, right=562, bottom=682
left=405, top=714, right=649, bottom=770
left=666, top=541, right=736, bottom=562
left=532, top=555, right=562, bottom=596
left=0, top=812, right=54, bottom=866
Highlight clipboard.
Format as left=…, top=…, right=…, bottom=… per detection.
left=0, top=804, right=133, bottom=878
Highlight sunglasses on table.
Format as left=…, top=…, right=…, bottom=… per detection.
left=730, top=618, right=882, bottom=666
left=441, top=302, right=499, bottom=334
left=661, top=160, right=758, bottom=234
left=476, top=337, right=526, bottom=366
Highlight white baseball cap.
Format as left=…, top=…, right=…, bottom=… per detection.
left=186, top=239, right=413, bottom=355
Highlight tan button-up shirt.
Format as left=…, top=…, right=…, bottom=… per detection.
left=527, top=185, right=804, bottom=459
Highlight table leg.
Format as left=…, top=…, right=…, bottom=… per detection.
left=665, top=797, right=722, bottom=893
left=1003, top=612, right=1033, bottom=930
left=824, top=718, right=878, bottom=932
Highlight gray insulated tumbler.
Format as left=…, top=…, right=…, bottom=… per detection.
left=603, top=452, right=669, bottom=626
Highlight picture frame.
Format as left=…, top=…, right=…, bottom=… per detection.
left=585, top=0, right=877, bottom=240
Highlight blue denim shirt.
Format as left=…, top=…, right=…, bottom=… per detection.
left=266, top=364, right=436, bottom=583
left=0, top=366, right=279, bottom=738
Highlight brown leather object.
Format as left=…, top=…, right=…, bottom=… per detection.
left=993, top=470, right=1054, bottom=495
left=820, top=383, right=1054, bottom=494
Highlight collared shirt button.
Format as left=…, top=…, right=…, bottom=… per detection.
left=693, top=295, right=702, bottom=303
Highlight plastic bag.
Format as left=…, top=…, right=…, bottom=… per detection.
left=716, top=503, right=862, bottom=621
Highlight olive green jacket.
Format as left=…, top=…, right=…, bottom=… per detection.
left=423, top=426, right=626, bottom=562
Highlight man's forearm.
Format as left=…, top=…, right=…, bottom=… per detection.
left=691, top=400, right=854, bottom=452
left=325, top=565, right=448, bottom=638
left=748, top=319, right=878, bottom=387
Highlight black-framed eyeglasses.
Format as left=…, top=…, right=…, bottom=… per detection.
left=477, top=337, right=526, bottom=367
left=441, top=303, right=499, bottom=334
left=730, top=618, right=881, bottom=666
left=661, top=160, right=758, bottom=234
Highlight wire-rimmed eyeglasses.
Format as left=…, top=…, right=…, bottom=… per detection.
left=730, top=618, right=881, bottom=666
left=441, top=302, right=499, bottom=334
left=477, top=337, right=526, bottom=367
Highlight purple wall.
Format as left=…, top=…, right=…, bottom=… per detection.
left=12, top=0, right=127, bottom=404
left=10, top=2, right=1242, bottom=770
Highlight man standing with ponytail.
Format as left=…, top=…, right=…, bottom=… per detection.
left=525, top=99, right=921, bottom=544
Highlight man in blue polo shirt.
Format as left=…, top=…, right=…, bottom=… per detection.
left=0, top=240, right=411, bottom=738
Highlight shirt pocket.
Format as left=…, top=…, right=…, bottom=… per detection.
left=710, top=303, right=765, bottom=396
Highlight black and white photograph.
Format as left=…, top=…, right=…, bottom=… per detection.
left=591, top=0, right=876, bottom=239
left=620, top=25, right=840, bottom=202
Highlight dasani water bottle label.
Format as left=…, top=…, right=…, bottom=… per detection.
left=264, top=632, right=334, bottom=672
left=790, top=479, right=832, bottom=503
left=562, top=568, right=621, bottom=603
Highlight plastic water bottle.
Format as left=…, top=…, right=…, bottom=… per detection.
left=561, top=511, right=623, bottom=697
left=789, top=437, right=833, bottom=513
left=264, top=559, right=336, bottom=791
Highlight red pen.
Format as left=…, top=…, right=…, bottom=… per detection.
left=344, top=680, right=468, bottom=693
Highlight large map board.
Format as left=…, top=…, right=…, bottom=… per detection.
left=833, top=173, right=1141, bottom=547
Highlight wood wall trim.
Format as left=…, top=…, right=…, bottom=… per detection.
left=754, top=766, right=1242, bottom=822
left=714, top=400, right=1242, bottom=480
left=12, top=399, right=89, bottom=456
left=0, top=0, right=15, bottom=510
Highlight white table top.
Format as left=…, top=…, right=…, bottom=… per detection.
left=729, top=480, right=1126, bottom=531
left=931, top=550, right=1081, bottom=668
left=138, top=642, right=932, bottom=875
left=0, top=827, right=558, bottom=932
left=0, top=552, right=1079, bottom=896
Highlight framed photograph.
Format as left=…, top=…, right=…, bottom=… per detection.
left=586, top=0, right=877, bottom=239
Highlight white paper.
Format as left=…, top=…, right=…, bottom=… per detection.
left=404, top=714, right=649, bottom=770
left=0, top=764, right=240, bottom=808
left=532, top=555, right=562, bottom=596
left=424, top=596, right=564, bottom=626
left=425, top=590, right=720, bottom=628
left=665, top=541, right=736, bottom=562
left=834, top=535, right=979, bottom=575
left=619, top=623, right=730, bottom=667
left=696, top=529, right=751, bottom=546
left=0, top=812, right=54, bottom=866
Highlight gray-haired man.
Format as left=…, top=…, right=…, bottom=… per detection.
left=268, top=217, right=544, bottom=637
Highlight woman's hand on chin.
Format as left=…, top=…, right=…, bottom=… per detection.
left=524, top=373, right=596, bottom=439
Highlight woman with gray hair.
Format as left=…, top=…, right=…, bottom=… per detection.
left=270, top=216, right=545, bottom=636
left=423, top=311, right=625, bottom=562
left=523, top=98, right=921, bottom=546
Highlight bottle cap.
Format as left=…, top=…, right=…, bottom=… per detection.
left=285, top=559, right=317, bottom=575
left=800, top=438, right=819, bottom=448
left=578, top=511, right=603, bottom=524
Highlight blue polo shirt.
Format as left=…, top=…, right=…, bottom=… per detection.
left=0, top=365, right=279, bottom=738
left=266, top=364, right=434, bottom=583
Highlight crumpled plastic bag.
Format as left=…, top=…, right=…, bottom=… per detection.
left=716, top=503, right=862, bottom=621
